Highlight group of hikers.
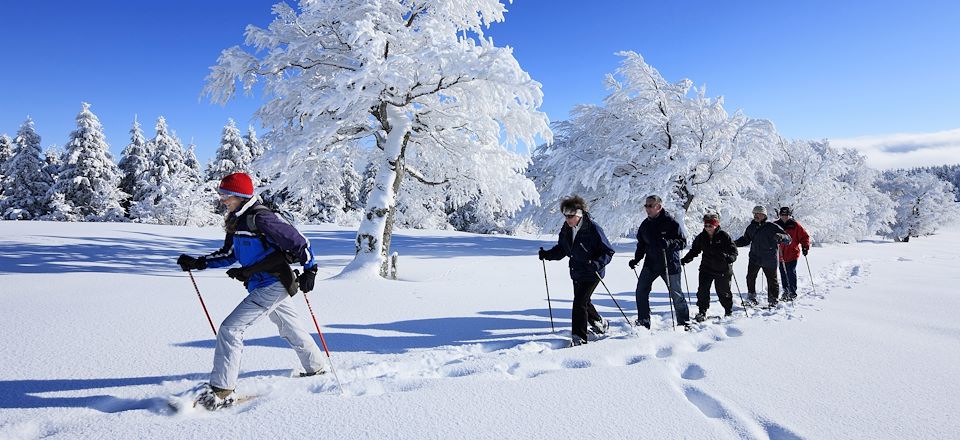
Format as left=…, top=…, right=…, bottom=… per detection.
left=538, top=195, right=811, bottom=346
left=175, top=173, right=812, bottom=409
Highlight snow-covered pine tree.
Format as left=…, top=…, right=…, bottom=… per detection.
left=130, top=117, right=218, bottom=225
left=46, top=103, right=126, bottom=221
left=205, top=0, right=551, bottom=277
left=529, top=52, right=779, bottom=236
left=117, top=118, right=151, bottom=215
left=877, top=170, right=960, bottom=242
left=206, top=119, right=252, bottom=181
left=0, top=134, right=13, bottom=182
left=1, top=118, right=53, bottom=219
left=244, top=125, right=264, bottom=162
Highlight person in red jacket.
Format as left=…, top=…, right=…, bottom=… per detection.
left=774, top=206, right=810, bottom=301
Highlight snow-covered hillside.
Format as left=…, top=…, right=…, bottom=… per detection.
left=1, top=221, right=958, bottom=439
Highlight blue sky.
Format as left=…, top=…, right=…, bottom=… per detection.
left=2, top=0, right=959, bottom=167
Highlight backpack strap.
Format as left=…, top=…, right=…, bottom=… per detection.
left=245, top=205, right=274, bottom=251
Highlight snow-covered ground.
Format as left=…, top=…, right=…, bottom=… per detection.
left=1, top=221, right=958, bottom=439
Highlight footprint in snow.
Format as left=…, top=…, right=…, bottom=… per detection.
left=656, top=346, right=673, bottom=359
left=680, top=364, right=706, bottom=380
left=561, top=359, right=591, bottom=369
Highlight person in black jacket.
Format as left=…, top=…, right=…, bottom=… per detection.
left=735, top=205, right=791, bottom=307
left=681, top=213, right=738, bottom=321
left=539, top=195, right=615, bottom=346
left=627, top=195, right=690, bottom=329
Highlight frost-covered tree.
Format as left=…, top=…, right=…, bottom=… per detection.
left=205, top=0, right=551, bottom=276
left=206, top=119, right=252, bottom=181
left=118, top=118, right=152, bottom=214
left=130, top=117, right=218, bottom=225
left=244, top=125, right=264, bottom=162
left=877, top=170, right=960, bottom=242
left=529, top=52, right=779, bottom=236
left=1, top=118, right=53, bottom=219
left=764, top=139, right=895, bottom=243
left=0, top=134, right=13, bottom=181
left=46, top=103, right=126, bottom=221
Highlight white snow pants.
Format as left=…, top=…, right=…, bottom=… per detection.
left=210, top=281, right=325, bottom=390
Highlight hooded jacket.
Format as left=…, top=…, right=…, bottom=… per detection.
left=775, top=218, right=810, bottom=262
left=542, top=213, right=616, bottom=281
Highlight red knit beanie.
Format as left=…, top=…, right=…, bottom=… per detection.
left=218, top=172, right=254, bottom=198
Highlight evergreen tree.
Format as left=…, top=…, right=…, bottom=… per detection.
left=244, top=125, right=264, bottom=162
left=0, top=134, right=13, bottom=181
left=117, top=118, right=151, bottom=214
left=1, top=118, right=53, bottom=219
left=206, top=118, right=251, bottom=181
left=130, top=117, right=218, bottom=225
left=47, top=103, right=126, bottom=221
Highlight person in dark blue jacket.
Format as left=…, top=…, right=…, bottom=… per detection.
left=176, top=172, right=325, bottom=410
left=734, top=205, right=791, bottom=307
left=628, top=195, right=690, bottom=329
left=539, top=195, right=615, bottom=346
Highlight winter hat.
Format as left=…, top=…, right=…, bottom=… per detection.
left=752, top=205, right=767, bottom=215
left=218, top=172, right=254, bottom=198
left=779, top=206, right=792, bottom=216
left=702, top=214, right=720, bottom=226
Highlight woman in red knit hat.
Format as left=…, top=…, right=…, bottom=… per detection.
left=176, top=172, right=325, bottom=410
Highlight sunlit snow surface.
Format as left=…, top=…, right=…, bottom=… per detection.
left=1, top=221, right=958, bottom=439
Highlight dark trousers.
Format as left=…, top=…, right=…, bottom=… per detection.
left=572, top=278, right=602, bottom=340
left=779, top=260, right=799, bottom=296
left=746, top=263, right=779, bottom=303
left=696, top=270, right=733, bottom=314
left=634, top=266, right=690, bottom=325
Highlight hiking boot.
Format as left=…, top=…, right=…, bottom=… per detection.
left=635, top=318, right=651, bottom=330
left=694, top=312, right=706, bottom=323
left=788, top=292, right=798, bottom=301
left=194, top=383, right=236, bottom=410
left=299, top=368, right=327, bottom=377
left=589, top=317, right=609, bottom=335
left=570, top=335, right=587, bottom=347
left=724, top=310, right=733, bottom=317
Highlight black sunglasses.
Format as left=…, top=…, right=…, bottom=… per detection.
left=563, top=214, right=578, bottom=219
left=644, top=203, right=657, bottom=208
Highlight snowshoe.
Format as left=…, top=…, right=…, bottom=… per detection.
left=194, top=383, right=237, bottom=411
left=694, top=312, right=706, bottom=323
left=589, top=317, right=609, bottom=335
left=569, top=335, right=587, bottom=347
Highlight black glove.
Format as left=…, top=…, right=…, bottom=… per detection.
left=657, top=238, right=669, bottom=249
left=177, top=254, right=206, bottom=271
left=589, top=260, right=602, bottom=272
left=538, top=247, right=546, bottom=260
left=226, top=267, right=249, bottom=282
left=298, top=266, right=318, bottom=293
left=628, top=258, right=639, bottom=270
left=802, top=247, right=809, bottom=256
left=680, top=256, right=692, bottom=265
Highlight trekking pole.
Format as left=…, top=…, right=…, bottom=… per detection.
left=187, top=270, right=217, bottom=336
left=777, top=246, right=789, bottom=302
left=804, top=253, right=817, bottom=295
left=595, top=271, right=630, bottom=323
left=302, top=289, right=345, bottom=395
left=731, top=270, right=749, bottom=317
left=662, top=251, right=677, bottom=331
left=681, top=263, right=693, bottom=306
left=540, top=248, right=556, bottom=333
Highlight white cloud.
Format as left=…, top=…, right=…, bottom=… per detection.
left=830, top=128, right=960, bottom=170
